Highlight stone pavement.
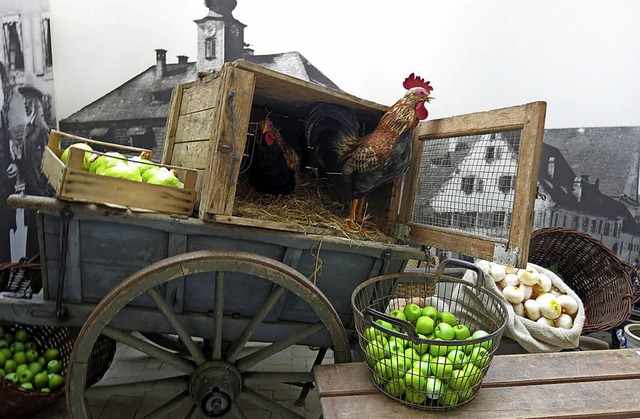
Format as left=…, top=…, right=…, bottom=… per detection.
left=32, top=341, right=332, bottom=418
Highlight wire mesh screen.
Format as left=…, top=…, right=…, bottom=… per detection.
left=411, top=130, right=522, bottom=240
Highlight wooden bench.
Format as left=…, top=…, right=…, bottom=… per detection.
left=314, top=349, right=640, bottom=418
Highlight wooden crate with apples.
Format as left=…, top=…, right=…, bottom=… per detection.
left=41, top=130, right=198, bottom=216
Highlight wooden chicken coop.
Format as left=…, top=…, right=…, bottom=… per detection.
left=161, top=59, right=546, bottom=267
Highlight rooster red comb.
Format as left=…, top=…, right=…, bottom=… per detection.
left=403, top=73, right=433, bottom=94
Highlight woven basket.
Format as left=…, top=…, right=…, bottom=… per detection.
left=0, top=323, right=116, bottom=419
left=528, top=227, right=635, bottom=333
left=0, top=258, right=42, bottom=298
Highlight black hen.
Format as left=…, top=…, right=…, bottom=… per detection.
left=246, top=114, right=302, bottom=199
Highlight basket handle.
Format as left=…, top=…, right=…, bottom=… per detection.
left=435, top=258, right=485, bottom=294
left=362, top=307, right=422, bottom=342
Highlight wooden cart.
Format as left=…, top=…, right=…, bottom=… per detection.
left=1, top=62, right=547, bottom=418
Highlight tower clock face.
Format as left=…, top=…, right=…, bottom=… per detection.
left=204, top=23, right=217, bottom=37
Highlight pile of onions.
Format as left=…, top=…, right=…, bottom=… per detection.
left=487, top=263, right=579, bottom=329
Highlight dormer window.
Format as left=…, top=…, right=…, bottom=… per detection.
left=485, top=145, right=501, bottom=161
left=205, top=36, right=216, bottom=59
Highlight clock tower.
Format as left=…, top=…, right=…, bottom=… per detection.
left=195, top=0, right=247, bottom=73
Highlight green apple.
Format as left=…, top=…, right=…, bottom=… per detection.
left=403, top=347, right=421, bottom=365
left=4, top=333, right=13, bottom=345
left=462, top=363, right=484, bottom=387
left=461, top=336, right=476, bottom=355
left=46, top=359, right=62, bottom=374
left=447, top=368, right=474, bottom=391
left=365, top=340, right=388, bottom=363
left=4, top=359, right=17, bottom=373
left=415, top=316, right=435, bottom=335
left=388, top=355, right=408, bottom=379
left=420, top=352, right=432, bottom=363
left=404, top=366, right=427, bottom=391
left=34, top=371, right=49, bottom=388
left=383, top=339, right=404, bottom=358
left=363, top=326, right=381, bottom=343
left=12, top=351, right=27, bottom=365
left=403, top=303, right=422, bottom=322
left=10, top=342, right=25, bottom=353
left=40, top=387, right=51, bottom=393
left=48, top=373, right=64, bottom=390
left=438, top=386, right=459, bottom=406
left=471, top=330, right=492, bottom=350
left=25, top=349, right=39, bottom=364
left=20, top=382, right=34, bottom=390
left=452, top=324, right=471, bottom=340
left=388, top=309, right=407, bottom=322
left=468, top=346, right=490, bottom=369
left=18, top=369, right=33, bottom=384
left=424, top=376, right=445, bottom=400
left=385, top=377, right=406, bottom=398
left=458, top=387, right=474, bottom=402
left=421, top=305, right=439, bottom=321
left=0, top=368, right=4, bottom=378
left=446, top=349, right=469, bottom=370
left=429, top=338, right=449, bottom=357
left=0, top=351, right=5, bottom=368
left=0, top=339, right=8, bottom=349
left=29, top=362, right=43, bottom=375
left=388, top=334, right=409, bottom=350
left=410, top=333, right=430, bottom=355
left=24, top=341, right=38, bottom=351
left=37, top=356, right=46, bottom=367
left=5, top=372, right=17, bottom=383
left=438, top=311, right=458, bottom=327
left=16, top=364, right=29, bottom=375
left=375, top=319, right=396, bottom=336
left=14, top=329, right=28, bottom=343
left=405, top=386, right=427, bottom=404
left=434, top=322, right=455, bottom=341
left=412, top=360, right=430, bottom=377
left=373, top=359, right=391, bottom=384
left=429, top=356, right=454, bottom=379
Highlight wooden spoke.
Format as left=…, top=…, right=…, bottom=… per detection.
left=239, top=387, right=304, bottom=419
left=235, top=322, right=325, bottom=372
left=212, top=271, right=224, bottom=360
left=101, top=326, right=195, bottom=374
left=84, top=376, right=188, bottom=398
left=141, top=390, right=191, bottom=419
left=226, top=284, right=286, bottom=363
left=229, top=404, right=248, bottom=419
left=147, top=286, right=207, bottom=365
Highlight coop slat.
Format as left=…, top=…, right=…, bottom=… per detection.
left=179, top=75, right=222, bottom=115
left=170, top=142, right=211, bottom=170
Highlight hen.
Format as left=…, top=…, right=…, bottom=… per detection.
left=305, top=74, right=434, bottom=228
left=245, top=113, right=302, bottom=200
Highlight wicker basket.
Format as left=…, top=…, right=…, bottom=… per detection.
left=0, top=323, right=116, bottom=419
left=0, top=258, right=42, bottom=298
left=528, top=227, right=636, bottom=333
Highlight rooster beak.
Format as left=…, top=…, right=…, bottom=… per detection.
left=427, top=95, right=436, bottom=102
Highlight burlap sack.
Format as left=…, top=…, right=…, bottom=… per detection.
left=461, top=260, right=585, bottom=352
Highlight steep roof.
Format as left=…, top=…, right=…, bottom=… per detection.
left=543, top=126, right=640, bottom=201
left=61, top=53, right=339, bottom=124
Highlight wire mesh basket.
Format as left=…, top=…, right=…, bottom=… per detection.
left=529, top=227, right=637, bottom=333
left=351, top=259, right=508, bottom=410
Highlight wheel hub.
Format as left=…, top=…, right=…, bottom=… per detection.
left=189, top=361, right=242, bottom=417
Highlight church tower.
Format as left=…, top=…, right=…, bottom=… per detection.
left=195, top=0, right=248, bottom=73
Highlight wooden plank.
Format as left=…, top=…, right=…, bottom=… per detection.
left=319, top=378, right=640, bottom=418
left=161, top=83, right=184, bottom=165
left=179, top=74, right=222, bottom=115
left=40, top=145, right=65, bottom=195
left=174, top=108, right=216, bottom=144
left=199, top=65, right=256, bottom=218
left=207, top=214, right=336, bottom=236
left=169, top=141, right=211, bottom=170
left=507, top=101, right=546, bottom=266
left=407, top=224, right=501, bottom=262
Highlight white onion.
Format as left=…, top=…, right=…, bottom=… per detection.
left=537, top=273, right=552, bottom=293
left=488, top=263, right=506, bottom=283
left=518, top=268, right=539, bottom=286
left=498, top=273, right=520, bottom=289
left=536, top=293, right=562, bottom=320
left=520, top=284, right=533, bottom=300
left=511, top=302, right=524, bottom=317
left=524, top=299, right=541, bottom=321
left=503, top=285, right=525, bottom=304
left=536, top=316, right=555, bottom=327
left=505, top=266, right=518, bottom=274
left=556, top=294, right=578, bottom=316
left=554, top=313, right=574, bottom=329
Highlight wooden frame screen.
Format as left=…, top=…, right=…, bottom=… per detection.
left=397, top=101, right=547, bottom=267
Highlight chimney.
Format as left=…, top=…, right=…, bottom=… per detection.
left=155, top=49, right=167, bottom=78
left=177, top=55, right=189, bottom=64
left=572, top=176, right=585, bottom=202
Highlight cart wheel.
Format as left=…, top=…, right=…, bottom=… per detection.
left=66, top=250, right=350, bottom=418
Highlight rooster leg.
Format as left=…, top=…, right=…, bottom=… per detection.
left=355, top=198, right=366, bottom=222
left=346, top=199, right=359, bottom=230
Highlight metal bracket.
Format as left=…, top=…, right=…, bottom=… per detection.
left=493, top=243, right=519, bottom=267
left=55, top=206, right=73, bottom=321
left=393, top=223, right=411, bottom=245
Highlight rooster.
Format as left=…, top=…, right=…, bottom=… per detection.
left=245, top=112, right=302, bottom=200
left=305, top=74, right=434, bottom=229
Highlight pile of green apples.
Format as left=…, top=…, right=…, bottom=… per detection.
left=363, top=302, right=493, bottom=407
left=0, top=325, right=65, bottom=393
left=61, top=143, right=181, bottom=187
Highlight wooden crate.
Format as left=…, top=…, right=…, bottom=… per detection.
left=162, top=59, right=546, bottom=266
left=42, top=130, right=198, bottom=216
left=162, top=59, right=387, bottom=232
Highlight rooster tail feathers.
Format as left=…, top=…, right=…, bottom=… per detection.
left=305, top=104, right=360, bottom=166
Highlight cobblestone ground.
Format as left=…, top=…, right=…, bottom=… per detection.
left=32, top=341, right=332, bottom=419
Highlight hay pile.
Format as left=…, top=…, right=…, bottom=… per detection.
left=234, top=174, right=394, bottom=243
